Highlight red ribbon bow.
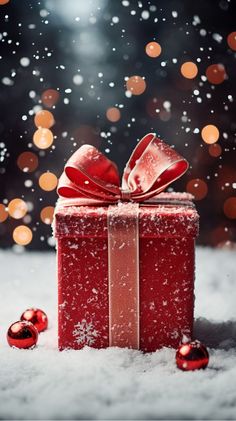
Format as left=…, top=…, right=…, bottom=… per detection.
left=58, top=133, right=188, bottom=202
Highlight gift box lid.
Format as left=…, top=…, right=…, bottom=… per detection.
left=53, top=192, right=199, bottom=239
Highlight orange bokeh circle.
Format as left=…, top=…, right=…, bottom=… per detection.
left=33, top=128, right=54, bottom=149
left=201, top=124, right=219, bottom=144
left=0, top=204, right=8, bottom=222
left=180, top=62, right=198, bottom=79
left=8, top=198, right=28, bottom=219
left=34, top=110, right=55, bottom=129
left=145, top=42, right=162, bottom=58
left=126, top=76, right=146, bottom=95
left=13, top=225, right=33, bottom=246
left=106, top=107, right=121, bottom=122
left=40, top=206, right=55, bottom=224
left=39, top=172, right=58, bottom=191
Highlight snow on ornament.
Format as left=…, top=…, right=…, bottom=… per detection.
left=73, top=320, right=98, bottom=346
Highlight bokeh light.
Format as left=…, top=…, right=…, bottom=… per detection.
left=145, top=41, right=162, bottom=58
left=8, top=198, right=28, bottom=219
left=13, top=225, right=33, bottom=245
left=106, top=107, right=121, bottom=122
left=201, top=124, right=219, bottom=144
left=208, top=143, right=222, bottom=157
left=206, top=64, right=226, bottom=84
left=34, top=110, right=55, bottom=129
left=40, top=206, right=54, bottom=224
left=223, top=197, right=236, bottom=219
left=39, top=172, right=58, bottom=191
left=186, top=179, right=208, bottom=200
left=0, top=0, right=10, bottom=4
left=126, top=76, right=146, bottom=95
left=33, top=128, right=54, bottom=149
left=180, top=62, right=198, bottom=79
left=227, top=32, right=236, bottom=51
left=0, top=204, right=8, bottom=222
left=17, top=151, right=39, bottom=173
left=41, top=89, right=59, bottom=108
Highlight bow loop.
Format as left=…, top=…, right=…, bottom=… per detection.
left=58, top=133, right=188, bottom=202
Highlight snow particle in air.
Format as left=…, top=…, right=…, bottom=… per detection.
left=73, top=74, right=84, bottom=85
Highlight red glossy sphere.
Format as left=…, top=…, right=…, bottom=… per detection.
left=176, top=340, right=209, bottom=371
left=20, top=308, right=48, bottom=332
left=7, top=321, right=38, bottom=349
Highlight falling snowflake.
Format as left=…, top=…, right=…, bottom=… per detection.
left=72, top=319, right=98, bottom=346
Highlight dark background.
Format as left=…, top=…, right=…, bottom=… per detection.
left=0, top=0, right=236, bottom=249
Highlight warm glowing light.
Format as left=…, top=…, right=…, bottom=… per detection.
left=8, top=199, right=28, bottom=219
left=227, top=32, right=236, bottom=51
left=126, top=76, right=146, bottom=95
left=41, top=89, right=59, bottom=108
left=223, top=197, right=236, bottom=219
left=0, top=0, right=10, bottom=4
left=13, top=225, right=33, bottom=245
left=206, top=64, right=226, bottom=85
left=145, top=41, right=162, bottom=58
left=0, top=204, right=8, bottom=222
left=186, top=179, right=208, bottom=200
left=208, top=143, right=222, bottom=157
left=33, top=128, right=53, bottom=149
left=179, top=345, right=190, bottom=356
left=106, top=107, right=121, bottom=122
left=17, top=151, right=39, bottom=172
left=40, top=206, right=54, bottom=224
left=180, top=62, right=198, bottom=79
left=39, top=172, right=58, bottom=191
left=34, top=110, right=55, bottom=129
left=201, top=125, right=219, bottom=144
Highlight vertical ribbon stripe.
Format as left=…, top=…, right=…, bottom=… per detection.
left=107, top=203, right=140, bottom=348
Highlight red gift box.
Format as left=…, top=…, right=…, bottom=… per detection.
left=54, top=134, right=199, bottom=351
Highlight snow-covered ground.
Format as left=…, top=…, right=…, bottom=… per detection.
left=0, top=247, right=235, bottom=420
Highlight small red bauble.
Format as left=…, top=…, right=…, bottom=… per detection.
left=20, top=308, right=48, bottom=332
left=176, top=340, right=209, bottom=371
left=7, top=321, right=38, bottom=349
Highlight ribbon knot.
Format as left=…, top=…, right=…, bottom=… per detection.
left=120, top=189, right=132, bottom=201
left=57, top=133, right=189, bottom=202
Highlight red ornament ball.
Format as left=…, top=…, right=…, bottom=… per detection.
left=176, top=340, right=209, bottom=371
left=7, top=321, right=38, bottom=349
left=20, top=308, right=48, bottom=333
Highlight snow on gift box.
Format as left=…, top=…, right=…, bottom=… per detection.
left=53, top=133, right=199, bottom=351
